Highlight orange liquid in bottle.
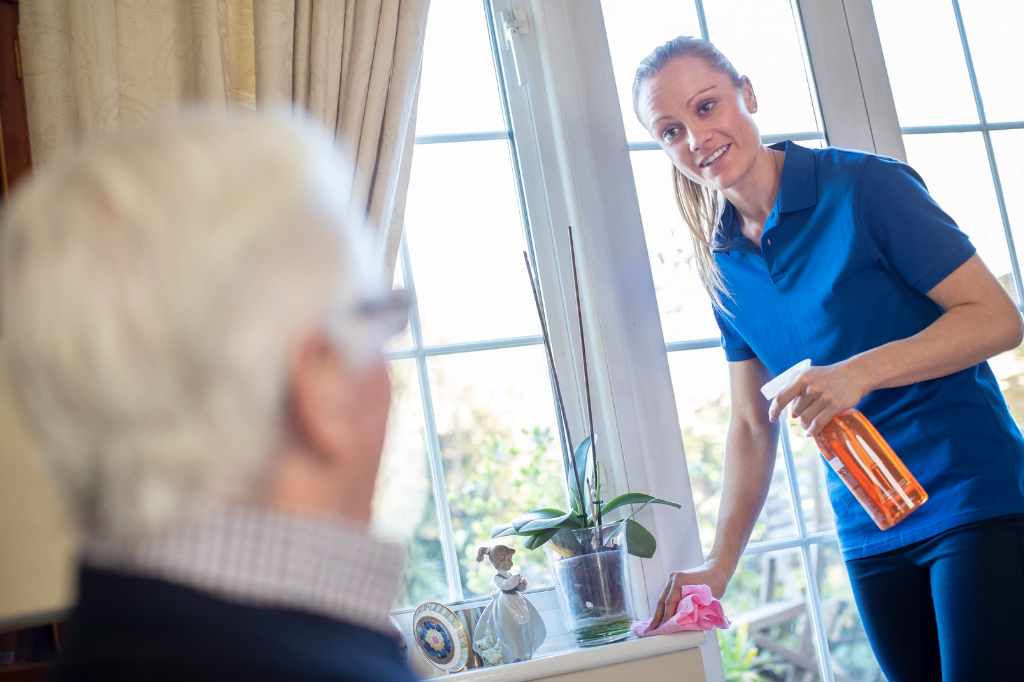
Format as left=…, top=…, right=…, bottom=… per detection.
left=814, top=410, right=928, bottom=530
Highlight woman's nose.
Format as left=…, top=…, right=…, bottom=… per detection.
left=687, top=124, right=711, bottom=153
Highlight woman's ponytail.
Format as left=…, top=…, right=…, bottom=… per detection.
left=672, top=166, right=729, bottom=311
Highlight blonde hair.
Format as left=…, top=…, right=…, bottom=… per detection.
left=0, top=112, right=380, bottom=539
left=632, top=36, right=747, bottom=311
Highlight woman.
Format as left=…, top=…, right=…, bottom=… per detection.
left=635, top=37, right=1024, bottom=680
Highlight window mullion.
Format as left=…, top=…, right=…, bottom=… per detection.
left=693, top=0, right=710, bottom=41
left=779, top=428, right=835, bottom=682
left=950, top=0, right=1024, bottom=304
left=399, top=234, right=465, bottom=603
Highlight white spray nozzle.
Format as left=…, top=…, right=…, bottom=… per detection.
left=760, top=359, right=812, bottom=401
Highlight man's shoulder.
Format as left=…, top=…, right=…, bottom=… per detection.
left=58, top=568, right=417, bottom=682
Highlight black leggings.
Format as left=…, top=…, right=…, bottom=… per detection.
left=845, top=514, right=1024, bottom=682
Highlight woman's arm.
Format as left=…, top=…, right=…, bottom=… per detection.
left=769, top=254, right=1023, bottom=434
left=649, top=357, right=780, bottom=629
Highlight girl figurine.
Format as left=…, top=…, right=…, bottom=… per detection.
left=472, top=545, right=546, bottom=665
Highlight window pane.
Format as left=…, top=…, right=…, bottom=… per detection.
left=415, top=0, right=505, bottom=136
left=667, top=348, right=797, bottom=555
left=873, top=0, right=978, bottom=127
left=794, top=138, right=824, bottom=150
left=959, top=0, right=1024, bottom=124
left=377, top=360, right=448, bottom=609
left=600, top=0, right=703, bottom=143
left=787, top=427, right=836, bottom=535
left=991, top=129, right=1024, bottom=297
left=631, top=150, right=720, bottom=343
left=990, top=345, right=1024, bottom=426
left=703, top=0, right=821, bottom=137
left=426, top=346, right=566, bottom=599
left=724, top=549, right=820, bottom=681
left=903, top=132, right=1015, bottom=301
left=814, top=541, right=888, bottom=682
left=404, top=140, right=540, bottom=345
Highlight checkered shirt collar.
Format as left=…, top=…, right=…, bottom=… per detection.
left=82, top=504, right=404, bottom=633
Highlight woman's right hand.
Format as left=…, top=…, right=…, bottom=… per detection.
left=645, top=358, right=777, bottom=632
left=648, top=559, right=731, bottom=631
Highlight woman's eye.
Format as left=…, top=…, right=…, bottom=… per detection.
left=662, top=127, right=679, bottom=141
left=699, top=100, right=716, bottom=114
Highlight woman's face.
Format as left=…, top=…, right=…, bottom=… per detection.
left=637, top=56, right=761, bottom=193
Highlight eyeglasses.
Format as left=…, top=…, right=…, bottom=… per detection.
left=354, top=288, right=410, bottom=339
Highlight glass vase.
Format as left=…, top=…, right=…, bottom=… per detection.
left=544, top=522, right=633, bottom=647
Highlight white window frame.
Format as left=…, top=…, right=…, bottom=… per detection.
left=394, top=1, right=1024, bottom=680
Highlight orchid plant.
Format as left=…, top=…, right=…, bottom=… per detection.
left=492, top=231, right=680, bottom=558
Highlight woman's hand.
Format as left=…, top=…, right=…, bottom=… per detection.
left=767, top=361, right=873, bottom=436
left=648, top=560, right=730, bottom=631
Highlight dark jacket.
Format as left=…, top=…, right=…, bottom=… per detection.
left=56, top=568, right=416, bottom=682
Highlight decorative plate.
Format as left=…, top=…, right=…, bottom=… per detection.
left=413, top=601, right=470, bottom=673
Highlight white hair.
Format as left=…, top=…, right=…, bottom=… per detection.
left=1, top=112, right=383, bottom=539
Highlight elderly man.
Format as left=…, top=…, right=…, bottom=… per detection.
left=1, top=115, right=415, bottom=681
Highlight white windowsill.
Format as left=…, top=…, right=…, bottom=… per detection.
left=421, top=631, right=706, bottom=682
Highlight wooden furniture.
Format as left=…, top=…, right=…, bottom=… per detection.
left=0, top=621, right=65, bottom=681
left=0, top=0, right=31, bottom=203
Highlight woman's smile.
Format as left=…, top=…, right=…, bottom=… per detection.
left=699, top=143, right=731, bottom=169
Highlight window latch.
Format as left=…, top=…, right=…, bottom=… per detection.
left=500, top=9, right=529, bottom=86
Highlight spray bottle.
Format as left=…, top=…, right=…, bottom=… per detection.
left=761, top=360, right=928, bottom=531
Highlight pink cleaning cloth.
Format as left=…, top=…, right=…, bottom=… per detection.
left=630, top=584, right=731, bottom=638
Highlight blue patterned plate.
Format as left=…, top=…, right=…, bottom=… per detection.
left=413, top=601, right=469, bottom=672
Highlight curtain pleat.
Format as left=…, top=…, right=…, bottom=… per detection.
left=253, top=0, right=429, bottom=279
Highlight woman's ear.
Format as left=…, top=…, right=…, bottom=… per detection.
left=742, top=76, right=758, bottom=114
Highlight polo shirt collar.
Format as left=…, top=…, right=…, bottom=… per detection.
left=713, top=140, right=818, bottom=253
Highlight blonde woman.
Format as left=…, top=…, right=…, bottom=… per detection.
left=633, top=36, right=1024, bottom=681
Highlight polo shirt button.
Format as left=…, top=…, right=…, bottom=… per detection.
left=767, top=238, right=772, bottom=246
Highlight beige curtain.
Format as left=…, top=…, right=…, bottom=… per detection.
left=253, top=0, right=428, bottom=277
left=18, top=0, right=428, bottom=276
left=19, top=0, right=256, bottom=165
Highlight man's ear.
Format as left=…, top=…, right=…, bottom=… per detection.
left=287, top=330, right=349, bottom=463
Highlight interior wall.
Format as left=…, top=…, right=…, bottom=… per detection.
left=0, top=339, right=77, bottom=626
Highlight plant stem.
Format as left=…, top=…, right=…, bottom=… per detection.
left=568, top=226, right=601, bottom=526
left=523, top=251, right=585, bottom=515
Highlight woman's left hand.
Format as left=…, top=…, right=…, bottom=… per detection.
left=767, top=361, right=874, bottom=436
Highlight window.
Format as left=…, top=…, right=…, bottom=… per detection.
left=378, top=1, right=1023, bottom=680
left=872, top=0, right=1024, bottom=422
left=374, top=0, right=567, bottom=611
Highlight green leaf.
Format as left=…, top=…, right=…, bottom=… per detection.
left=522, top=528, right=559, bottom=550
left=561, top=441, right=585, bottom=517
left=519, top=509, right=581, bottom=533
left=509, top=508, right=567, bottom=533
left=601, top=493, right=682, bottom=518
left=569, top=436, right=593, bottom=512
left=624, top=519, right=657, bottom=558
left=490, top=522, right=516, bottom=538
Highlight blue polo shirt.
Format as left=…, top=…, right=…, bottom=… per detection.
left=713, top=141, right=1024, bottom=559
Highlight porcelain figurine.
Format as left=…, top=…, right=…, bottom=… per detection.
left=472, top=544, right=546, bottom=665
